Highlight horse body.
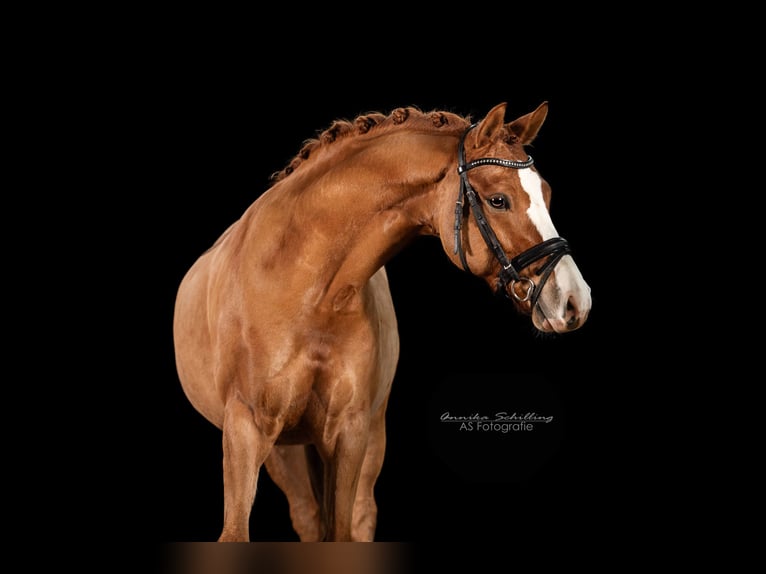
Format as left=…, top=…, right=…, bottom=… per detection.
left=173, top=102, right=591, bottom=541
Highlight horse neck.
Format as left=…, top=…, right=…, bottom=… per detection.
left=242, top=129, right=458, bottom=308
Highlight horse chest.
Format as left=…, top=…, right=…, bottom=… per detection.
left=300, top=319, right=376, bottom=376
left=261, top=326, right=381, bottom=444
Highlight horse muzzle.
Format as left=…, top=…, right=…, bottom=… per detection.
left=530, top=278, right=591, bottom=333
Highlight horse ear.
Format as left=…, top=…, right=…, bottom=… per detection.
left=473, top=102, right=508, bottom=148
left=507, top=101, right=549, bottom=145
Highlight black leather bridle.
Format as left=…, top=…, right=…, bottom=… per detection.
left=454, top=123, right=573, bottom=310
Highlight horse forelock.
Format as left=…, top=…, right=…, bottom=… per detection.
left=269, top=107, right=471, bottom=182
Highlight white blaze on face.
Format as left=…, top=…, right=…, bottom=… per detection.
left=518, top=169, right=557, bottom=239
left=517, top=168, right=592, bottom=332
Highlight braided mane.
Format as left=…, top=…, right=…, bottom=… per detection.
left=270, top=106, right=472, bottom=182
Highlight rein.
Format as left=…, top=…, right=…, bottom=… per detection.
left=453, top=123, right=572, bottom=309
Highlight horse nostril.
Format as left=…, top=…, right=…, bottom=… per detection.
left=565, top=296, right=580, bottom=330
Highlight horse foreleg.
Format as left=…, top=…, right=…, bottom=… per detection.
left=218, top=394, right=274, bottom=542
left=264, top=444, right=323, bottom=541
left=323, top=413, right=369, bottom=541
left=351, top=404, right=387, bottom=541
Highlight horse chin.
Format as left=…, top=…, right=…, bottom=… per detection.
left=501, top=286, right=557, bottom=333
left=531, top=305, right=567, bottom=334
left=531, top=307, right=555, bottom=333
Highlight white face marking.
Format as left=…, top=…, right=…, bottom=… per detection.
left=518, top=168, right=557, bottom=240
left=517, top=167, right=592, bottom=332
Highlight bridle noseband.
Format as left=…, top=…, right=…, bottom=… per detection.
left=454, top=123, right=573, bottom=310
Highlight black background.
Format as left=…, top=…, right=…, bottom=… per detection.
left=15, top=8, right=749, bottom=571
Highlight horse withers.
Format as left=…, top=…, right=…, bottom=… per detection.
left=172, top=102, right=591, bottom=541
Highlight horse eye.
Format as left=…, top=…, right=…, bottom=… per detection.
left=488, top=195, right=509, bottom=210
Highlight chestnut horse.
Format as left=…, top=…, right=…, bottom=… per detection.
left=173, top=102, right=591, bottom=542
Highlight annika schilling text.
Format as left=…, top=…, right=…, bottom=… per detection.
left=440, top=411, right=554, bottom=433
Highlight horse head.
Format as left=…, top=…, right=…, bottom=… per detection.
left=439, top=102, right=591, bottom=333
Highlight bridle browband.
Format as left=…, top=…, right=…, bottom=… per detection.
left=454, top=123, right=573, bottom=310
